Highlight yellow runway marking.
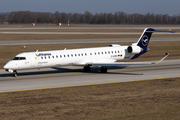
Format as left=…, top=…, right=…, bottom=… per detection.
left=3, top=32, right=9, bottom=34
left=0, top=76, right=180, bottom=94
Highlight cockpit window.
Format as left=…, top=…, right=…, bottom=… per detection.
left=19, top=57, right=26, bottom=60
left=12, top=57, right=19, bottom=60
left=12, top=57, right=26, bottom=60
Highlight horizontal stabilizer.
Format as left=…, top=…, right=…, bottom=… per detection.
left=142, top=29, right=175, bottom=33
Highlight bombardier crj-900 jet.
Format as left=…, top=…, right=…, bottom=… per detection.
left=4, top=28, right=172, bottom=77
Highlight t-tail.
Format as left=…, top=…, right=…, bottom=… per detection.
left=127, top=28, right=174, bottom=59
left=137, top=28, right=156, bottom=48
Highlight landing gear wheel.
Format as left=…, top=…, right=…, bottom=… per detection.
left=13, top=70, right=18, bottom=77
left=84, top=66, right=91, bottom=72
left=100, top=67, right=107, bottom=73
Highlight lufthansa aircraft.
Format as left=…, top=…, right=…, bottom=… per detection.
left=4, top=28, right=172, bottom=77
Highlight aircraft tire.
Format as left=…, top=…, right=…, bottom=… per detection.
left=100, top=67, right=107, bottom=73
left=13, top=70, right=18, bottom=77
left=84, top=66, right=91, bottom=72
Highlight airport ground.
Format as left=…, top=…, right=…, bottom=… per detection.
left=0, top=24, right=180, bottom=68
left=0, top=24, right=180, bottom=119
left=0, top=77, right=180, bottom=120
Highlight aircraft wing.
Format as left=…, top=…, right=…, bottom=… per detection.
left=88, top=53, right=169, bottom=66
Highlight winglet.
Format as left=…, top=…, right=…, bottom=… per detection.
left=151, top=53, right=169, bottom=64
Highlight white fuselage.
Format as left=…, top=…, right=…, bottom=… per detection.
left=4, top=45, right=134, bottom=71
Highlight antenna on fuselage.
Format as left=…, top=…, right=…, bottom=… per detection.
left=36, top=50, right=38, bottom=52
left=64, top=48, right=66, bottom=50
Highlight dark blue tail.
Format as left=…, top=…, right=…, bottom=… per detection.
left=136, top=28, right=156, bottom=48
left=131, top=28, right=174, bottom=59
left=137, top=28, right=174, bottom=48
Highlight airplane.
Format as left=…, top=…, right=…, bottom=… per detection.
left=4, top=28, right=173, bottom=77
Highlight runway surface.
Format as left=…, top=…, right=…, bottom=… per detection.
left=0, top=31, right=179, bottom=35
left=0, top=26, right=180, bottom=30
left=0, top=60, right=179, bottom=92
left=0, top=26, right=178, bottom=45
left=0, top=26, right=179, bottom=92
left=0, top=38, right=180, bottom=45
left=0, top=26, right=179, bottom=35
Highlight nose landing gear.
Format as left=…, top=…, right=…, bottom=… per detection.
left=13, top=70, right=18, bottom=77
left=5, top=69, right=18, bottom=77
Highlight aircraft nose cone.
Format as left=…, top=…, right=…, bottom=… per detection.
left=4, top=61, right=14, bottom=69
left=4, top=64, right=9, bottom=69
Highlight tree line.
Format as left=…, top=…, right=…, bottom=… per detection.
left=0, top=11, right=180, bottom=24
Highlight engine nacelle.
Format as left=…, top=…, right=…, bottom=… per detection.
left=127, top=46, right=143, bottom=54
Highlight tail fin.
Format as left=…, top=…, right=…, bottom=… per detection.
left=136, top=28, right=155, bottom=48
left=136, top=28, right=174, bottom=48
left=131, top=28, right=174, bottom=59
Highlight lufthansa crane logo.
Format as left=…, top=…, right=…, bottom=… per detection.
left=142, top=35, right=149, bottom=46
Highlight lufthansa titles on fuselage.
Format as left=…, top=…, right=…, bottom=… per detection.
left=36, top=53, right=51, bottom=57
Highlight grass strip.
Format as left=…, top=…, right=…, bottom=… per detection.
left=0, top=77, right=180, bottom=120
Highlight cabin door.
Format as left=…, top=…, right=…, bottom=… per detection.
left=29, top=53, right=37, bottom=67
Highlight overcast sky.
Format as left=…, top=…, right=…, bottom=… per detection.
left=0, top=0, right=179, bottom=15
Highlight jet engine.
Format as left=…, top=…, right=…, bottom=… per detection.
left=127, top=46, right=143, bottom=54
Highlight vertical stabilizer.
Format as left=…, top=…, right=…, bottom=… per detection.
left=136, top=28, right=156, bottom=48
left=131, top=28, right=174, bottom=59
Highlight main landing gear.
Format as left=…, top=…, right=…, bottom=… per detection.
left=84, top=66, right=91, bottom=72
left=100, top=66, right=107, bottom=73
left=83, top=66, right=107, bottom=73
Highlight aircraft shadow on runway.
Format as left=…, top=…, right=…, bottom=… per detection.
left=0, top=66, right=142, bottom=77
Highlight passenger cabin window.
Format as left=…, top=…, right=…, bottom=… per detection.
left=71, top=54, right=73, bottom=57
left=12, top=57, right=26, bottom=60
left=56, top=55, right=58, bottom=58
left=60, top=55, right=62, bottom=58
